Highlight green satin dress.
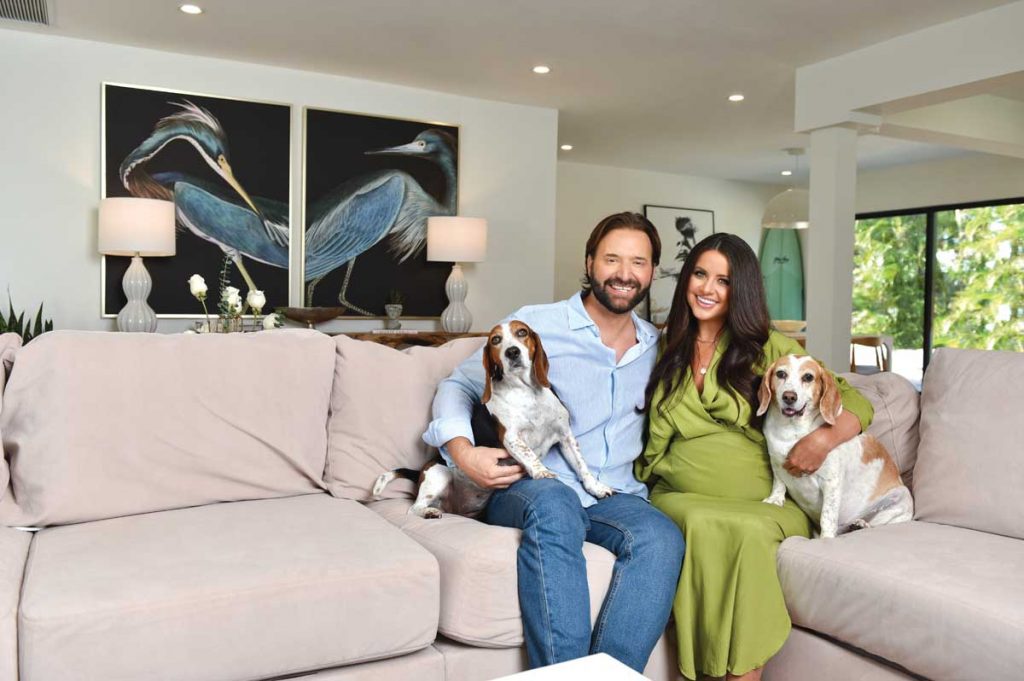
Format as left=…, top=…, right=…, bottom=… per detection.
left=636, top=331, right=872, bottom=679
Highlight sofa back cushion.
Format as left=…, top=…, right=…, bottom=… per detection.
left=913, top=347, right=1024, bottom=539
left=325, top=335, right=485, bottom=501
left=0, top=330, right=336, bottom=527
left=840, top=371, right=920, bottom=488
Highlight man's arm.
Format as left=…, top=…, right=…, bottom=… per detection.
left=423, top=344, right=524, bottom=489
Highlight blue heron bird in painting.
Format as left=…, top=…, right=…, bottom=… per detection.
left=119, top=101, right=457, bottom=314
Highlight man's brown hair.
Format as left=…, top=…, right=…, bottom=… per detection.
left=581, top=212, right=661, bottom=292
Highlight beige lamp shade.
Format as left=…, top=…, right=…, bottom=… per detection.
left=98, top=197, right=176, bottom=256
left=761, top=187, right=810, bottom=230
left=426, top=216, right=487, bottom=262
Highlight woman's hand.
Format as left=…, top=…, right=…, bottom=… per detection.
left=784, top=429, right=831, bottom=476
left=784, top=409, right=862, bottom=477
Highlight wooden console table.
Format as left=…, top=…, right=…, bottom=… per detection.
left=345, top=331, right=487, bottom=349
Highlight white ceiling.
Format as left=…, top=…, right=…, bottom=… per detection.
left=4, top=0, right=1015, bottom=183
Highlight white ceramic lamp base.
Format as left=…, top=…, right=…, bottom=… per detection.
left=440, top=263, right=472, bottom=333
left=117, top=254, right=158, bottom=333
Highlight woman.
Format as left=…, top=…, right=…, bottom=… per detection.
left=637, top=233, right=872, bottom=681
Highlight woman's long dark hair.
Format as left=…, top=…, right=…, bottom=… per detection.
left=644, top=233, right=771, bottom=417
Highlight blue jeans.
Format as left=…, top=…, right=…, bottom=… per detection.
left=486, top=478, right=685, bottom=672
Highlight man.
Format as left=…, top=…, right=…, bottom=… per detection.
left=422, top=212, right=685, bottom=672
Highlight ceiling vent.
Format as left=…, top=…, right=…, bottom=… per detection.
left=0, top=0, right=52, bottom=26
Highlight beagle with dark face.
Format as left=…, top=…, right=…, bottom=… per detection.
left=373, top=320, right=613, bottom=519
left=758, top=354, right=913, bottom=538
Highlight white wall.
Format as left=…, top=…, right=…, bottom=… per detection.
left=555, top=161, right=782, bottom=301
left=0, top=29, right=557, bottom=333
left=856, top=152, right=1024, bottom=214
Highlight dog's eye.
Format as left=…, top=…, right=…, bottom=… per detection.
left=490, top=336, right=502, bottom=345
left=515, top=328, right=528, bottom=338
left=802, top=373, right=814, bottom=383
left=775, top=370, right=787, bottom=380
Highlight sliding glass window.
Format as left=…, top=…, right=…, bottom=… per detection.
left=853, top=198, right=1023, bottom=387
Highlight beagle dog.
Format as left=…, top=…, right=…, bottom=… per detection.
left=758, top=354, right=913, bottom=538
left=374, top=320, right=613, bottom=518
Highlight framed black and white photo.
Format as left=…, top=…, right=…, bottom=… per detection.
left=643, top=204, right=715, bottom=324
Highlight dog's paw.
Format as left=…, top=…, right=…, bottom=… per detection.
left=409, top=504, right=443, bottom=519
left=761, top=494, right=785, bottom=507
left=586, top=480, right=615, bottom=499
left=372, top=473, right=392, bottom=498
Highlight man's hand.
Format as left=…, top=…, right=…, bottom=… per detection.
left=448, top=437, right=525, bottom=489
left=784, top=429, right=830, bottom=477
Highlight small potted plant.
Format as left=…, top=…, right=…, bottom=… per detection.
left=384, top=289, right=404, bottom=329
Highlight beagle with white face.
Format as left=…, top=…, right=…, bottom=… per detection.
left=374, top=321, right=613, bottom=519
left=758, top=354, right=913, bottom=538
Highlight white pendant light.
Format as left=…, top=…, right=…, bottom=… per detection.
left=762, top=149, right=809, bottom=230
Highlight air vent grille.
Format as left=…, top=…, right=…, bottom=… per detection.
left=0, top=0, right=50, bottom=25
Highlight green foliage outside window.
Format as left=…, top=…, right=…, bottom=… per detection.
left=853, top=203, right=1023, bottom=353
left=852, top=214, right=925, bottom=349
left=933, top=204, right=1023, bottom=351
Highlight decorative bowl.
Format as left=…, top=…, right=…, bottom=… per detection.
left=277, top=307, right=347, bottom=328
left=772, top=319, right=807, bottom=333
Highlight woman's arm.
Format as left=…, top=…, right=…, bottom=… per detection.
left=783, top=408, right=861, bottom=476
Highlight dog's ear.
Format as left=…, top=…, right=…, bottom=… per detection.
left=481, top=345, right=502, bottom=403
left=817, top=366, right=844, bottom=425
left=529, top=329, right=551, bottom=388
left=756, top=359, right=778, bottom=416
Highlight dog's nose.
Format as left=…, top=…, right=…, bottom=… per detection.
left=782, top=391, right=797, bottom=405
left=505, top=346, right=521, bottom=360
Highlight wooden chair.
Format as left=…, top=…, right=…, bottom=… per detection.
left=849, top=335, right=892, bottom=374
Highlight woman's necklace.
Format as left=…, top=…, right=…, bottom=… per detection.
left=694, top=332, right=721, bottom=376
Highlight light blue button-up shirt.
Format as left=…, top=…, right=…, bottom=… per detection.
left=422, top=292, right=659, bottom=507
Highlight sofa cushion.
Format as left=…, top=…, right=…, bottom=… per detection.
left=840, top=371, right=920, bottom=488
left=18, top=494, right=439, bottom=681
left=325, top=336, right=485, bottom=501
left=0, top=329, right=336, bottom=527
left=913, top=347, right=1024, bottom=538
left=0, top=526, right=31, bottom=681
left=777, top=521, right=1024, bottom=681
left=369, top=498, right=615, bottom=648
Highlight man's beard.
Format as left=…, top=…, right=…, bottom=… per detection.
left=588, top=272, right=650, bottom=314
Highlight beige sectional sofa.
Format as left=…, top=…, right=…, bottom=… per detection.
left=0, top=330, right=1019, bottom=681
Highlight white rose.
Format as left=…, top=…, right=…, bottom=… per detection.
left=222, top=285, right=240, bottom=301
left=263, top=313, right=281, bottom=330
left=228, top=293, right=243, bottom=315
left=188, top=274, right=207, bottom=299
left=246, top=290, right=266, bottom=313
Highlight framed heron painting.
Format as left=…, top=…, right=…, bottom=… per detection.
left=643, top=204, right=715, bottom=324
left=102, top=83, right=291, bottom=317
left=302, top=107, right=459, bottom=317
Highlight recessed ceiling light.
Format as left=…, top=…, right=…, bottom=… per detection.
left=781, top=170, right=793, bottom=176
left=532, top=65, right=551, bottom=75
left=179, top=4, right=203, bottom=14
left=560, top=144, right=573, bottom=151
left=728, top=93, right=745, bottom=102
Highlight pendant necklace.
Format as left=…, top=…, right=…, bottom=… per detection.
left=695, top=333, right=720, bottom=376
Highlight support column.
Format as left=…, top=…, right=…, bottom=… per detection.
left=806, top=126, right=858, bottom=369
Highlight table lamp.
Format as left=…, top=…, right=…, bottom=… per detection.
left=426, top=216, right=487, bottom=333
left=99, top=197, right=176, bottom=332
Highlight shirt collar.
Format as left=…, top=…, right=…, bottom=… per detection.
left=567, top=292, right=659, bottom=348
left=567, top=292, right=595, bottom=331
